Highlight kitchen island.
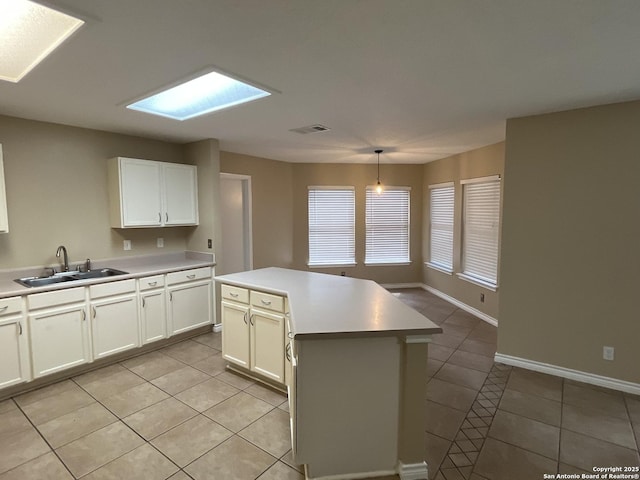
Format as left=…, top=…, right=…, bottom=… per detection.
left=215, top=268, right=442, bottom=480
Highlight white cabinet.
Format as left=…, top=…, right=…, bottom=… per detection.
left=139, top=275, right=167, bottom=344
left=221, top=299, right=250, bottom=368
left=0, top=296, right=30, bottom=388
left=28, top=288, right=90, bottom=379
left=167, top=267, right=213, bottom=335
left=108, top=157, right=198, bottom=228
left=221, top=284, right=286, bottom=384
left=0, top=144, right=9, bottom=233
left=89, top=280, right=139, bottom=359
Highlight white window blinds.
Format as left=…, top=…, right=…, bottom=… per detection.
left=461, top=176, right=501, bottom=286
left=308, top=187, right=355, bottom=266
left=429, top=183, right=454, bottom=271
left=365, top=187, right=410, bottom=265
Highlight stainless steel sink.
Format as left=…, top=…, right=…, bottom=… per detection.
left=16, top=268, right=128, bottom=288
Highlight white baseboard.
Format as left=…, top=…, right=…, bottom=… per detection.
left=494, top=353, right=640, bottom=396
left=305, top=467, right=397, bottom=480
left=398, top=461, right=429, bottom=480
left=212, top=323, right=222, bottom=333
left=421, top=284, right=498, bottom=326
left=380, top=282, right=423, bottom=289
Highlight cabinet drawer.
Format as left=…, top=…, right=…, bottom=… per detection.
left=139, top=275, right=165, bottom=291
left=28, top=287, right=85, bottom=310
left=0, top=296, right=23, bottom=316
left=221, top=284, right=249, bottom=304
left=90, top=279, right=136, bottom=299
left=250, top=290, right=285, bottom=313
left=166, top=267, right=212, bottom=285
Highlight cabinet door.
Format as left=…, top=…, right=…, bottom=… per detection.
left=250, top=308, right=285, bottom=383
left=141, top=289, right=166, bottom=344
left=163, top=163, right=198, bottom=225
left=168, top=280, right=212, bottom=335
left=120, top=158, right=162, bottom=227
left=91, top=294, right=139, bottom=359
left=0, top=316, right=30, bottom=388
left=29, top=304, right=90, bottom=378
left=221, top=300, right=250, bottom=368
left=0, top=145, right=8, bottom=233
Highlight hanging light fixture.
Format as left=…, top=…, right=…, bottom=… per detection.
left=375, top=149, right=384, bottom=194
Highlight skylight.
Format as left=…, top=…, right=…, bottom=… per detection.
left=126, top=70, right=272, bottom=121
left=0, top=0, right=84, bottom=83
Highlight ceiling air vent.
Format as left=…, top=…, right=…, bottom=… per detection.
left=289, top=124, right=331, bottom=134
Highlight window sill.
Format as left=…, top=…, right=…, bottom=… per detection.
left=307, top=263, right=357, bottom=268
left=364, top=261, right=411, bottom=267
left=456, top=273, right=498, bottom=292
left=425, top=262, right=453, bottom=275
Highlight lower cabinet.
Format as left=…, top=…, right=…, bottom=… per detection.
left=0, top=296, right=30, bottom=389
left=167, top=268, right=213, bottom=335
left=139, top=275, right=167, bottom=345
left=221, top=284, right=286, bottom=385
left=221, top=300, right=250, bottom=368
left=250, top=307, right=285, bottom=383
left=28, top=287, right=90, bottom=379
left=90, top=280, right=139, bottom=359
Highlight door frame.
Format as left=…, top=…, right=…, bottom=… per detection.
left=219, top=173, right=254, bottom=272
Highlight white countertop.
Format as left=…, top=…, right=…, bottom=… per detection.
left=0, top=251, right=215, bottom=299
left=215, top=267, right=442, bottom=338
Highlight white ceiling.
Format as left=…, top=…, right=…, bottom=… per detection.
left=2, top=0, right=640, bottom=164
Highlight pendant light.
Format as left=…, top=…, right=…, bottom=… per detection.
left=375, top=149, right=384, bottom=194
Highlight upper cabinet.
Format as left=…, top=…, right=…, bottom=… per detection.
left=108, top=157, right=198, bottom=228
left=0, top=144, right=9, bottom=234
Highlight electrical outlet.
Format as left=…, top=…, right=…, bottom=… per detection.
left=123, top=240, right=131, bottom=251
left=207, top=239, right=212, bottom=249
left=157, top=237, right=164, bottom=248
left=603, top=346, right=615, bottom=361
left=340, top=271, right=346, bottom=276
left=480, top=293, right=485, bottom=303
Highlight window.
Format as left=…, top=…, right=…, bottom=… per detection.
left=459, top=176, right=501, bottom=289
left=365, top=187, right=410, bottom=265
left=308, top=187, right=355, bottom=266
left=428, top=182, right=454, bottom=273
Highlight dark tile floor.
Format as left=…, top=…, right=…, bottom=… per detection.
left=0, top=288, right=638, bottom=479
left=391, top=288, right=640, bottom=480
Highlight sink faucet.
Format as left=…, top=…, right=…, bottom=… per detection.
left=56, top=245, right=69, bottom=272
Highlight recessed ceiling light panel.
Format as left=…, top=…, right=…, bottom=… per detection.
left=0, top=0, right=84, bottom=83
left=126, top=70, right=273, bottom=121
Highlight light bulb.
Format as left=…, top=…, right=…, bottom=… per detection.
left=376, top=181, right=383, bottom=194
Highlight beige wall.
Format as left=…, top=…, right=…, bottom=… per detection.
left=0, top=115, right=205, bottom=270
left=422, top=143, right=505, bottom=319
left=292, top=163, right=424, bottom=284
left=220, top=152, right=294, bottom=269
left=500, top=101, right=640, bottom=383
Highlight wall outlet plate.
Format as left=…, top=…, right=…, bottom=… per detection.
left=123, top=239, right=131, bottom=251
left=157, top=237, right=164, bottom=248
left=603, top=346, right=614, bottom=361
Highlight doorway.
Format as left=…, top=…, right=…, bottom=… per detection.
left=219, top=173, right=253, bottom=274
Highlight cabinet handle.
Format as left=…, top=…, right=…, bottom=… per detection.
left=0, top=305, right=8, bottom=313
left=243, top=311, right=248, bottom=325
left=158, top=212, right=162, bottom=223
left=81, top=310, right=86, bottom=321
left=142, top=298, right=146, bottom=308
left=230, top=292, right=239, bottom=298
left=169, top=292, right=173, bottom=301
left=261, top=299, right=272, bottom=306
left=187, top=274, right=196, bottom=279
left=285, top=342, right=291, bottom=362
left=148, top=281, right=157, bottom=287
left=249, top=314, right=254, bottom=326
left=18, top=322, right=23, bottom=336
left=288, top=331, right=294, bottom=339
left=165, top=213, right=169, bottom=222
left=92, top=306, right=97, bottom=319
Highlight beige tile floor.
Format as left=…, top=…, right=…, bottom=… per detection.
left=0, top=288, right=638, bottom=479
